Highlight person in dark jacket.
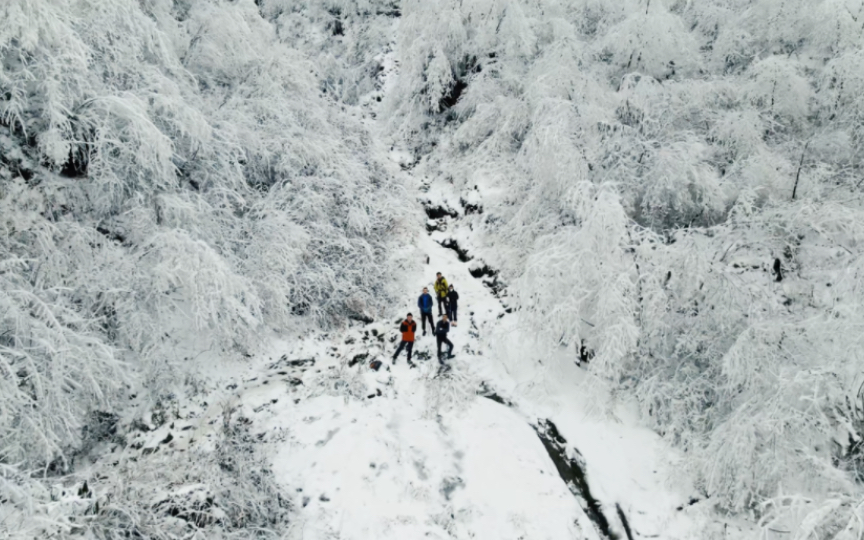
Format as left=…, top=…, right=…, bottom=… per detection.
left=435, top=314, right=454, bottom=362
left=446, top=285, right=459, bottom=326
left=417, top=287, right=434, bottom=336
left=393, top=313, right=417, bottom=365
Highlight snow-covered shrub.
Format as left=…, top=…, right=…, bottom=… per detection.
left=1, top=0, right=411, bottom=536
left=257, top=0, right=400, bottom=104
left=1, top=413, right=290, bottom=539
left=596, top=1, right=702, bottom=80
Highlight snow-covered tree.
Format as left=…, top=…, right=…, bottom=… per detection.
left=1, top=0, right=412, bottom=536
left=387, top=0, right=864, bottom=535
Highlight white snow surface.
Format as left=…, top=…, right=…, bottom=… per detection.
left=190, top=227, right=751, bottom=539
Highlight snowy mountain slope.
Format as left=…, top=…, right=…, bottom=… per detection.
left=160, top=219, right=749, bottom=540
left=38, top=197, right=744, bottom=539
left=7, top=7, right=740, bottom=539
left=96, top=230, right=722, bottom=540
left=1, top=60, right=734, bottom=540
left=6, top=2, right=864, bottom=539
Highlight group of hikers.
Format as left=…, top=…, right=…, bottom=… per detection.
left=392, top=272, right=460, bottom=367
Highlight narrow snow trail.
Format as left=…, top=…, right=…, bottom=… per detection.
left=235, top=230, right=603, bottom=539
left=398, top=228, right=714, bottom=540
left=354, top=35, right=739, bottom=539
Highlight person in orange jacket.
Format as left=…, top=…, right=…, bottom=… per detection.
left=393, top=313, right=417, bottom=365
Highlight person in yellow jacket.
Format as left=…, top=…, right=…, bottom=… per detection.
left=434, top=272, right=449, bottom=316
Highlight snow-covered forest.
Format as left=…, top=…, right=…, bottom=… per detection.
left=3, top=0, right=864, bottom=538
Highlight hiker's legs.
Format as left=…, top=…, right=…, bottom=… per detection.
left=443, top=337, right=453, bottom=356
left=450, top=306, right=457, bottom=322
left=436, top=336, right=443, bottom=358
left=406, top=341, right=414, bottom=363
left=437, top=296, right=446, bottom=316
left=421, top=312, right=433, bottom=334
left=393, top=340, right=407, bottom=361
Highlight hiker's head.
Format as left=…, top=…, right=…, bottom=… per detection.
left=423, top=287, right=428, bottom=293
left=406, top=313, right=413, bottom=321
left=436, top=273, right=442, bottom=278
left=442, top=314, right=449, bottom=321
left=449, top=285, right=454, bottom=290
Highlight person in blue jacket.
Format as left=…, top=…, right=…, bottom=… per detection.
left=417, top=287, right=434, bottom=336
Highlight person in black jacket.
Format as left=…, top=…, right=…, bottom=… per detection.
left=435, top=314, right=454, bottom=362
left=446, top=285, right=459, bottom=326
left=393, top=313, right=417, bottom=365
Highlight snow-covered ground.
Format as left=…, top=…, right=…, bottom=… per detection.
left=138, top=221, right=750, bottom=539
left=183, top=233, right=602, bottom=539
left=145, top=35, right=757, bottom=540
